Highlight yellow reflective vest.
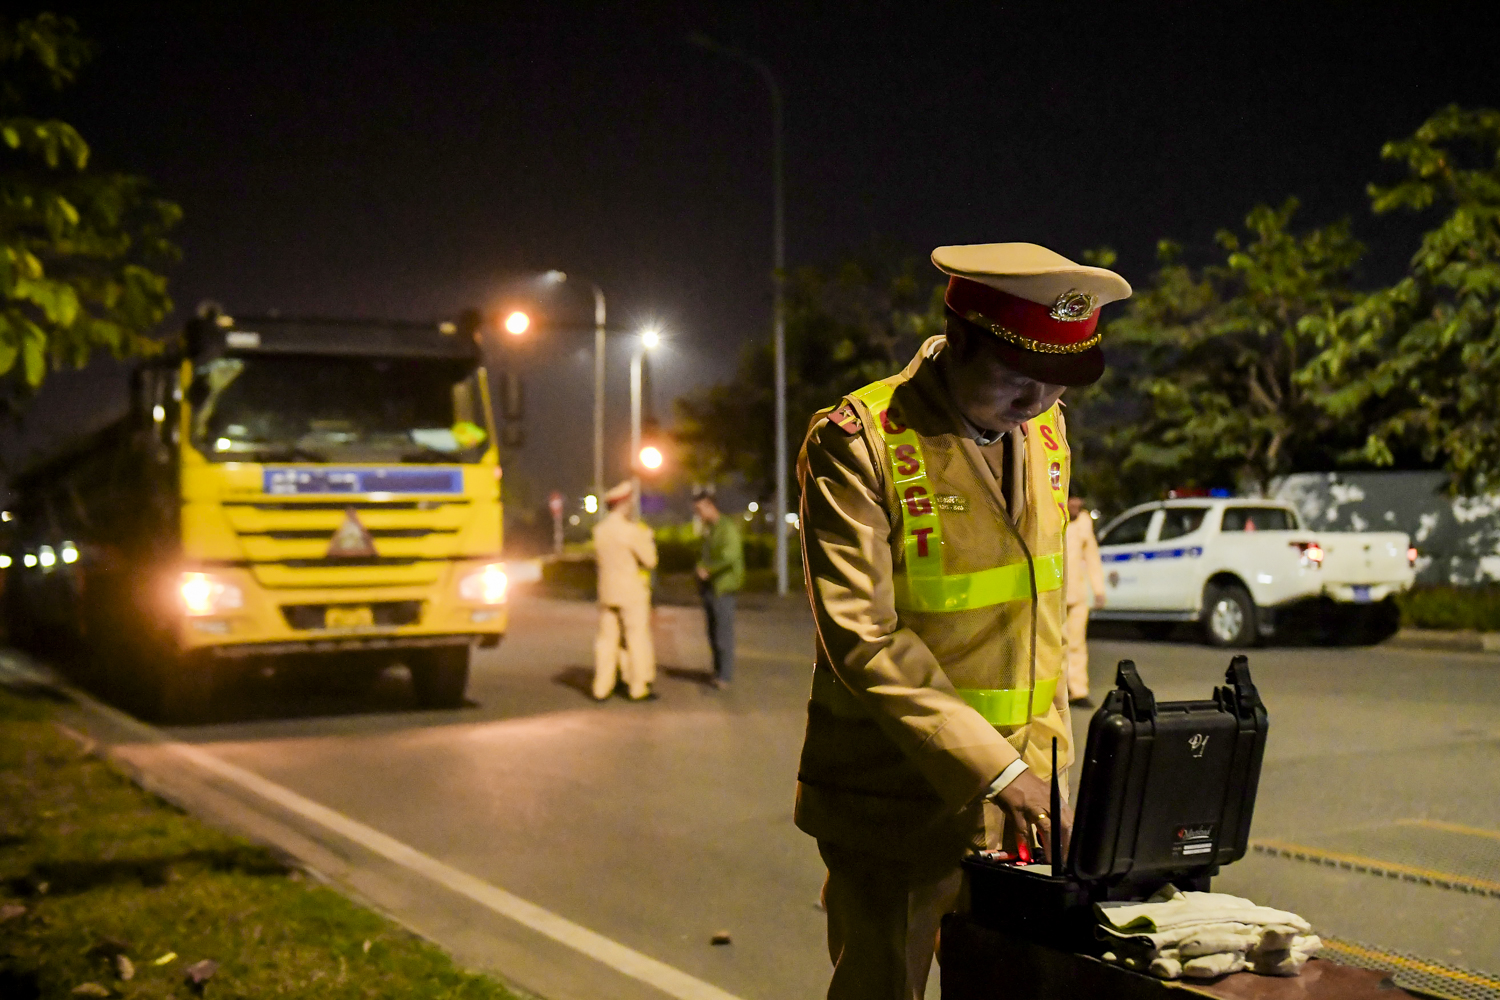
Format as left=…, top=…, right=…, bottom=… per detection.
left=794, top=337, right=1072, bottom=861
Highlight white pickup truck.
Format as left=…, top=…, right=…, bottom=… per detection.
left=1092, top=498, right=1416, bottom=646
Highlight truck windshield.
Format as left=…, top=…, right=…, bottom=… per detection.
left=190, top=355, right=490, bottom=463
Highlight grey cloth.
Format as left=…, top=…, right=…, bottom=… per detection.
left=701, top=584, right=736, bottom=681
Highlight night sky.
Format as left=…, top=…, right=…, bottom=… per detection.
left=6, top=2, right=1496, bottom=514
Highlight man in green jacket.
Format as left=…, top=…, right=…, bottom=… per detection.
left=693, top=486, right=744, bottom=689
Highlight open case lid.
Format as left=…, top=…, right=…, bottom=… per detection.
left=1065, top=655, right=1269, bottom=888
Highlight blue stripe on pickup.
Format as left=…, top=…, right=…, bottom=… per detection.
left=264, top=467, right=464, bottom=495
left=1101, top=545, right=1203, bottom=564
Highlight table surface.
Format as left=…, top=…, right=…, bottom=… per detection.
left=940, top=915, right=1415, bottom=1000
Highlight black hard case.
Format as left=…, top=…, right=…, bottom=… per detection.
left=964, top=656, right=1269, bottom=952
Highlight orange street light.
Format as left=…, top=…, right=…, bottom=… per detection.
left=503, top=310, right=530, bottom=336
left=639, top=445, right=663, bottom=471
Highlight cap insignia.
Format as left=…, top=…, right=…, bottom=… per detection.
left=1049, top=289, right=1098, bottom=322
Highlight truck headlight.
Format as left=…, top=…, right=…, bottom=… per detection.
left=180, top=572, right=244, bottom=616
left=459, top=563, right=508, bottom=604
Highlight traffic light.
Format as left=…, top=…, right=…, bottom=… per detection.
left=503, top=310, right=530, bottom=336
left=635, top=419, right=668, bottom=475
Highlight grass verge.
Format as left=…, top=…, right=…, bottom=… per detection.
left=1396, top=584, right=1500, bottom=632
left=0, top=685, right=522, bottom=999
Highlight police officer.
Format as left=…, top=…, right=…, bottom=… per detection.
left=795, top=243, right=1130, bottom=999
left=592, top=480, right=658, bottom=701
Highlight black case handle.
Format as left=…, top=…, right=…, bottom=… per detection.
left=1223, top=655, right=1263, bottom=719
left=1114, top=659, right=1156, bottom=721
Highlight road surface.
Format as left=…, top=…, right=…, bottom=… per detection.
left=44, top=594, right=1500, bottom=998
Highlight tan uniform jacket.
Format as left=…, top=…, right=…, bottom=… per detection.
left=593, top=509, right=657, bottom=607
left=795, top=337, right=1072, bottom=862
left=1066, top=511, right=1106, bottom=606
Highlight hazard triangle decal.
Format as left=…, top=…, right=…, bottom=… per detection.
left=327, top=507, right=377, bottom=558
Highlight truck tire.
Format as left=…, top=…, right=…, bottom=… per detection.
left=154, top=649, right=218, bottom=724
left=410, top=646, right=470, bottom=709
left=1202, top=583, right=1256, bottom=648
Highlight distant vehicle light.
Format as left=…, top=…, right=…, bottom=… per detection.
left=748, top=501, right=759, bottom=513
left=215, top=437, right=232, bottom=452
left=639, top=445, right=663, bottom=470
left=38, top=545, right=56, bottom=568
left=0, top=554, right=11, bottom=569
left=152, top=404, right=166, bottom=422
left=504, top=311, right=530, bottom=336
left=180, top=572, right=244, bottom=616
left=1407, top=546, right=1418, bottom=567
left=0, top=510, right=11, bottom=522
left=61, top=542, right=79, bottom=564
left=459, top=563, right=508, bottom=604
left=23, top=553, right=37, bottom=568
left=583, top=494, right=598, bottom=514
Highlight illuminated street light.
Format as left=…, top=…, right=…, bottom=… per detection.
left=630, top=325, right=665, bottom=512
left=504, top=310, right=530, bottom=336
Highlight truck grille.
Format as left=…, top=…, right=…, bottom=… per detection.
left=218, top=498, right=483, bottom=587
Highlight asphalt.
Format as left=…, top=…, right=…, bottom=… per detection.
left=26, top=594, right=1500, bottom=999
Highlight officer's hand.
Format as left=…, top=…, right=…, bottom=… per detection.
left=994, top=770, right=1074, bottom=864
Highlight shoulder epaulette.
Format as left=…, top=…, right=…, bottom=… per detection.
left=826, top=402, right=862, bottom=435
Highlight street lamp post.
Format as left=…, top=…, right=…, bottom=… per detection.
left=540, top=271, right=608, bottom=517
left=629, top=328, right=661, bottom=516
left=688, top=33, right=789, bottom=597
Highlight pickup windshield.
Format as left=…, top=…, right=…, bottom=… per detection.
left=190, top=355, right=490, bottom=463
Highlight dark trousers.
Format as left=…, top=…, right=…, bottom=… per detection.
left=700, top=585, right=736, bottom=681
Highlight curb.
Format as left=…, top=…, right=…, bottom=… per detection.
left=1383, top=628, right=1500, bottom=654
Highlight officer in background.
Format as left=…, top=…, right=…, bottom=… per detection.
left=592, top=480, right=658, bottom=701
left=795, top=243, right=1130, bottom=999
left=1065, top=494, right=1107, bottom=705
left=693, top=486, right=744, bottom=689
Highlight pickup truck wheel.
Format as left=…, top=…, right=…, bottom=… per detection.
left=1203, top=583, right=1256, bottom=648
left=409, top=647, right=470, bottom=709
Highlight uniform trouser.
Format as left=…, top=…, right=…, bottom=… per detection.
left=818, top=841, right=964, bottom=1000
left=1064, top=599, right=1091, bottom=700
left=593, top=600, right=654, bottom=699
left=701, top=587, right=736, bottom=682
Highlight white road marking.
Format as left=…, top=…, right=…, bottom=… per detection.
left=72, top=689, right=748, bottom=1000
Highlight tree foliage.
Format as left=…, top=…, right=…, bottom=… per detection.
left=674, top=251, right=942, bottom=495
left=1, top=12, right=179, bottom=410
left=1071, top=200, right=1366, bottom=501
left=1309, top=106, right=1500, bottom=494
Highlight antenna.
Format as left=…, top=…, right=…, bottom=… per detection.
left=1050, top=737, right=1063, bottom=873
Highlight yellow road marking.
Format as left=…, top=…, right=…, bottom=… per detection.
left=1322, top=937, right=1500, bottom=992
left=1398, top=817, right=1500, bottom=843
left=1252, top=839, right=1500, bottom=895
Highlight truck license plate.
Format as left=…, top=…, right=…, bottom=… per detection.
left=1352, top=585, right=1371, bottom=603
left=325, top=605, right=375, bottom=628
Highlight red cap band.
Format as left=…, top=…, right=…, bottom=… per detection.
left=944, top=276, right=1100, bottom=352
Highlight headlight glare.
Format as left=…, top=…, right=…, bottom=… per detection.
left=459, top=563, right=508, bottom=604
left=180, top=572, right=243, bottom=616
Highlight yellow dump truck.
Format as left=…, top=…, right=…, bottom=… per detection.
left=4, top=311, right=506, bottom=720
